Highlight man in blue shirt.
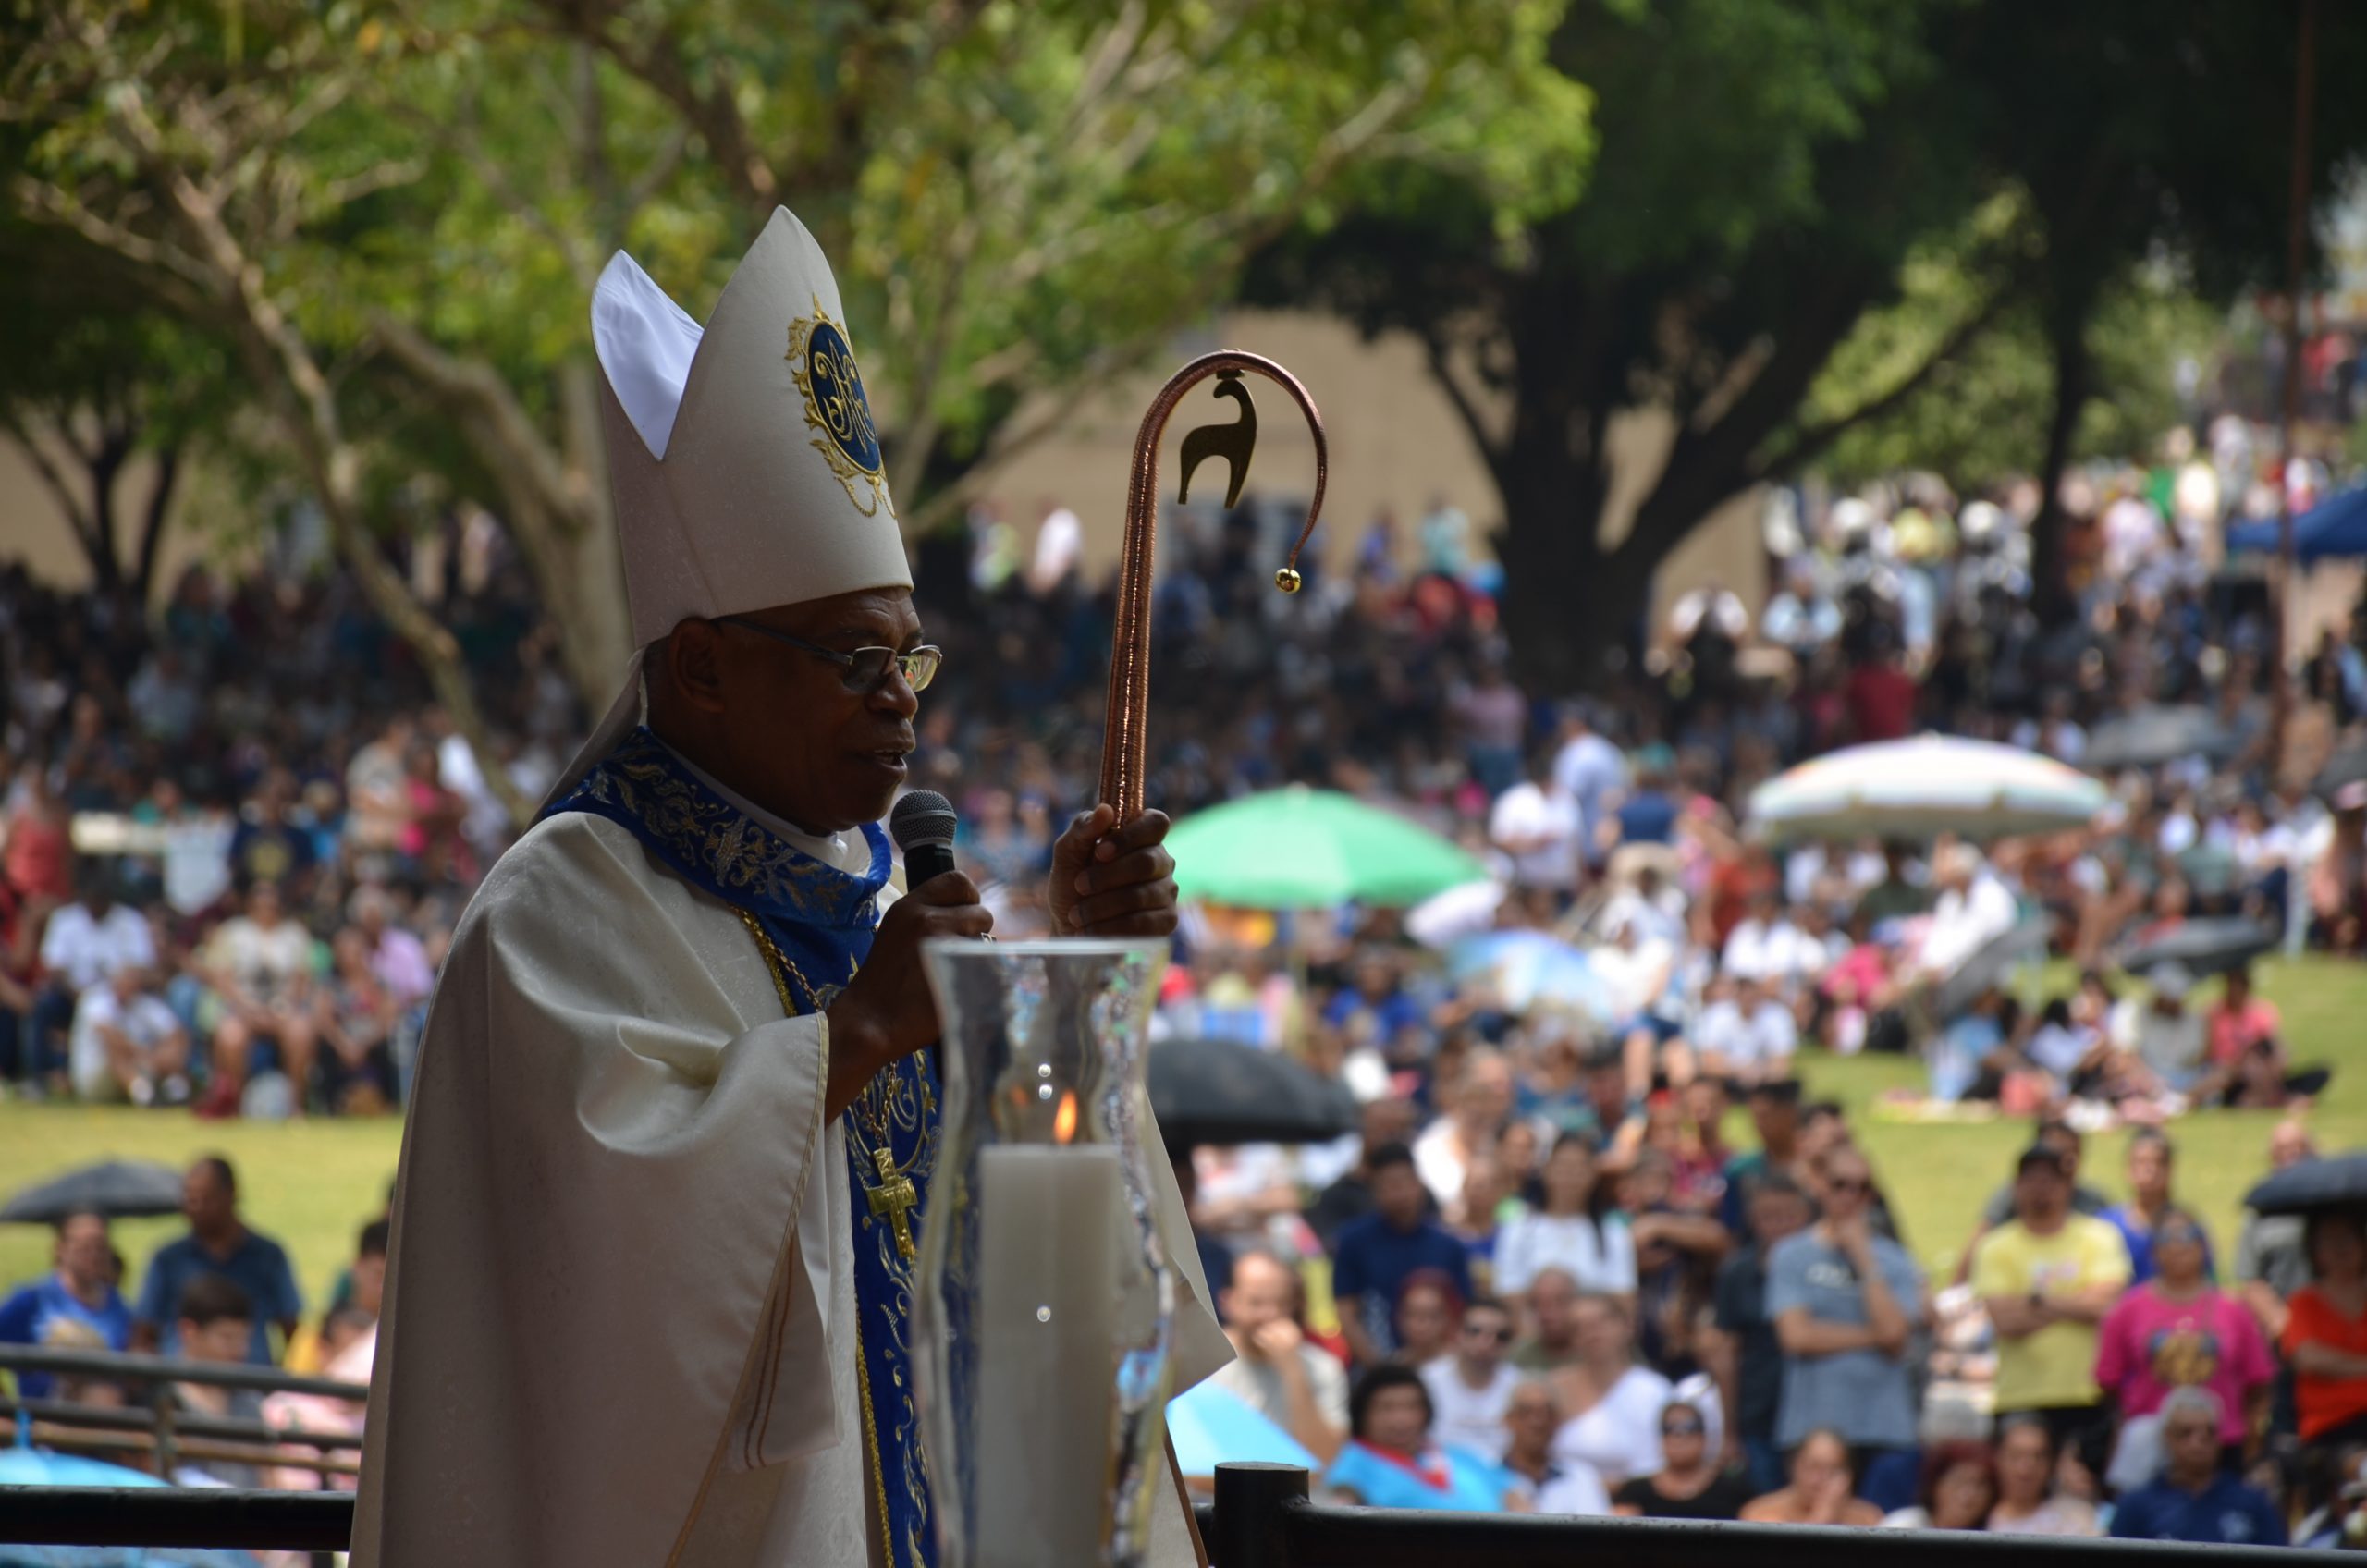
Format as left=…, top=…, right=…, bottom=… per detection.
left=2111, top=1388, right=2286, bottom=1546
left=0, top=1209, right=132, bottom=1396
left=1330, top=1144, right=1471, bottom=1369
left=131, top=1156, right=302, bottom=1365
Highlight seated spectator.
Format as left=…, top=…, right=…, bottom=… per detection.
left=1692, top=975, right=1796, bottom=1086
left=1611, top=1396, right=1754, bottom=1521
left=1499, top=1378, right=1612, bottom=1516
left=1321, top=1365, right=1515, bottom=1511
left=1392, top=1270, right=1463, bottom=1369
left=1209, top=1250, right=1347, bottom=1464
left=2021, top=997, right=2107, bottom=1096
left=1546, top=1292, right=1672, bottom=1488
left=2205, top=965, right=2280, bottom=1081
left=1738, top=1427, right=1883, bottom=1526
left=316, top=926, right=400, bottom=1114
left=167, top=1273, right=267, bottom=1488
left=1971, top=1145, right=2131, bottom=1478
left=1986, top=1415, right=2102, bottom=1537
left=2284, top=1210, right=2367, bottom=1462
left=1330, top=1144, right=1472, bottom=1368
left=32, top=863, right=156, bottom=1091
left=1420, top=1293, right=1519, bottom=1461
left=132, top=1156, right=302, bottom=1364
left=2096, top=1206, right=2271, bottom=1490
left=198, top=879, right=318, bottom=1117
left=1769, top=1145, right=1923, bottom=1488
left=2109, top=1388, right=2287, bottom=1545
left=1509, top=1267, right=1583, bottom=1373
left=67, top=963, right=190, bottom=1106
left=289, top=1218, right=391, bottom=1375
left=1495, top=1135, right=1635, bottom=1308
left=1880, top=1441, right=1995, bottom=1531
left=2106, top=962, right=2208, bottom=1097
left=0, top=1209, right=131, bottom=1397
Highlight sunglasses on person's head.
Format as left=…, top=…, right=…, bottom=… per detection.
left=715, top=616, right=943, bottom=693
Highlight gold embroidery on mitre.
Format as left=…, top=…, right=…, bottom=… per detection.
left=787, top=297, right=893, bottom=518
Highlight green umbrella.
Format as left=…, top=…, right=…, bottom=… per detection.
left=1167, top=787, right=1488, bottom=909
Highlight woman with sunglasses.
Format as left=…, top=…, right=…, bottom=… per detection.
left=1322, top=1365, right=1518, bottom=1512
left=1610, top=1399, right=1754, bottom=1521
left=2095, top=1204, right=2274, bottom=1488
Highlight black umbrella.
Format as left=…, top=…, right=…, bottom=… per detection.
left=1148, top=1038, right=1359, bottom=1147
left=2246, top=1153, right=2367, bottom=1217
left=2116, top=916, right=2279, bottom=981
left=0, top=1158, right=184, bottom=1224
left=2084, top=705, right=2240, bottom=773
left=1935, top=918, right=2050, bottom=1018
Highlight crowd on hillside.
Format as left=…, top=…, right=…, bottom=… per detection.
left=6, top=428, right=2367, bottom=1537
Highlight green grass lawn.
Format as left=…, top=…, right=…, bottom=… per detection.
left=2, top=956, right=2363, bottom=1316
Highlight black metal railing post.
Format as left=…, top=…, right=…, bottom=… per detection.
left=1212, top=1462, right=1307, bottom=1568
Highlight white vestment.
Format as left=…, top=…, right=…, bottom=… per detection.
left=353, top=808, right=1230, bottom=1567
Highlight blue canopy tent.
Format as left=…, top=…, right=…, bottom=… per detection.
left=2226, top=485, right=2367, bottom=562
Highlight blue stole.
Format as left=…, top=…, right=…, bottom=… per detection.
left=546, top=728, right=939, bottom=1568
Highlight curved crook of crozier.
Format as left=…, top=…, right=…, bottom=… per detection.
left=1097, top=350, right=1329, bottom=824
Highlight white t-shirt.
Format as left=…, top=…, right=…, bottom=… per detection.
left=39, top=904, right=157, bottom=993
left=1692, top=999, right=1797, bottom=1077
left=1517, top=1460, right=1613, bottom=1518
left=1494, top=1212, right=1637, bottom=1298
left=1419, top=1357, right=1521, bottom=1462
left=1549, top=1366, right=1673, bottom=1486
left=1488, top=782, right=1579, bottom=891
left=205, top=917, right=313, bottom=1008
left=69, top=984, right=180, bottom=1098
left=1721, top=919, right=1819, bottom=985
left=1208, top=1342, right=1349, bottom=1438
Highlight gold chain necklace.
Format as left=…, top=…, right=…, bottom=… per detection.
left=733, top=908, right=928, bottom=1259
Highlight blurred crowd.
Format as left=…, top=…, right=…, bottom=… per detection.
left=6, top=422, right=2367, bottom=1540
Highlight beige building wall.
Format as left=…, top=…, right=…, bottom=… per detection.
left=975, top=308, right=1767, bottom=643
left=0, top=434, right=211, bottom=603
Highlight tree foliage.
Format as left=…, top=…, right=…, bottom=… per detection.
left=3, top=0, right=1586, bottom=821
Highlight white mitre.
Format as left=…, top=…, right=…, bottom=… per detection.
left=547, top=205, right=912, bottom=805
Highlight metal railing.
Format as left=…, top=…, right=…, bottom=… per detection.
left=1, top=1462, right=2357, bottom=1562
left=0, top=1342, right=366, bottom=1484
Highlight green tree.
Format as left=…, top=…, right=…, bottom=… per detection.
left=1251, top=0, right=2008, bottom=686
left=4, top=0, right=1587, bottom=825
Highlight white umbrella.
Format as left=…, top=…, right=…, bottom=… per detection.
left=1404, top=878, right=1506, bottom=949
left=1748, top=735, right=2108, bottom=844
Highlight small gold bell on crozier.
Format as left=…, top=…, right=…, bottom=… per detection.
left=1274, top=567, right=1302, bottom=594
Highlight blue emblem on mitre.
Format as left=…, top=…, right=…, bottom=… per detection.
left=790, top=300, right=890, bottom=513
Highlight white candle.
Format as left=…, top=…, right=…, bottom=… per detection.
left=975, top=1144, right=1123, bottom=1568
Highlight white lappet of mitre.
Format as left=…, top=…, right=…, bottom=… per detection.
left=550, top=205, right=914, bottom=805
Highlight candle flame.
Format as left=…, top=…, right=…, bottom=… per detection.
left=1052, top=1090, right=1079, bottom=1145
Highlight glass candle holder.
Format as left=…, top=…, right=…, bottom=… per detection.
left=914, top=937, right=1175, bottom=1568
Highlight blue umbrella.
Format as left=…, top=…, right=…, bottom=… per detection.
left=1166, top=1378, right=1318, bottom=1476
left=0, top=1443, right=260, bottom=1566
left=2226, top=485, right=2367, bottom=562
left=1447, top=931, right=1616, bottom=1022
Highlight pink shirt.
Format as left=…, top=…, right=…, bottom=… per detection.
left=2207, top=998, right=2280, bottom=1066
left=2094, top=1285, right=2274, bottom=1443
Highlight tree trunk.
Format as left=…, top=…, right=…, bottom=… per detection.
left=2028, top=287, right=2095, bottom=625
left=134, top=444, right=179, bottom=606
left=1490, top=440, right=1629, bottom=693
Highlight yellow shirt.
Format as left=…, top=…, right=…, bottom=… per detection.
left=1971, top=1214, right=2131, bottom=1410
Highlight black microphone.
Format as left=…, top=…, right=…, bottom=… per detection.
left=889, top=790, right=960, bottom=888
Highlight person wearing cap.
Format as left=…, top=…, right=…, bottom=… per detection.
left=353, top=211, right=1220, bottom=1568
left=1970, top=1145, right=2132, bottom=1476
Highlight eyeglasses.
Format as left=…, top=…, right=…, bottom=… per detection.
left=716, top=617, right=942, bottom=693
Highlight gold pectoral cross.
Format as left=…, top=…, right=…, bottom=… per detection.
left=865, top=1145, right=919, bottom=1261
